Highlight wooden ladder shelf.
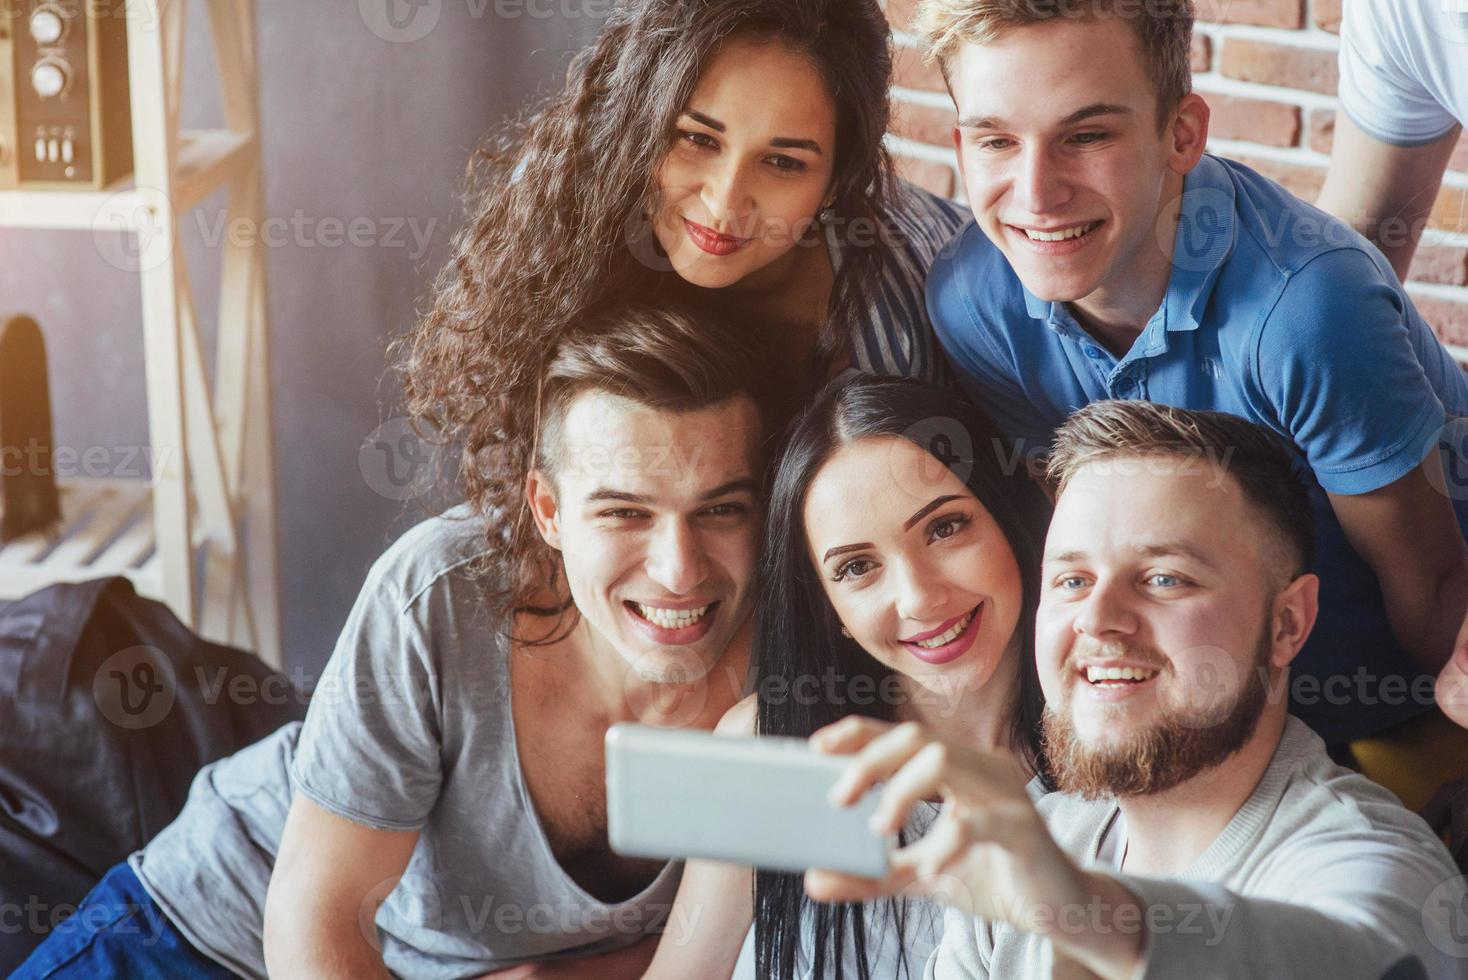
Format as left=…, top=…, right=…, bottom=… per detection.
left=0, top=0, right=282, bottom=667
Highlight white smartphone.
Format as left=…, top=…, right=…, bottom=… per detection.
left=604, top=723, right=891, bottom=878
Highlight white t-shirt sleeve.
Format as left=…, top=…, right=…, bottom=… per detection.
left=1337, top=0, right=1461, bottom=145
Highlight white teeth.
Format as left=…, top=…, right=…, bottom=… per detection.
left=913, top=609, right=976, bottom=650
left=634, top=603, right=710, bottom=629
left=1084, top=665, right=1159, bottom=684
left=1024, top=222, right=1097, bottom=242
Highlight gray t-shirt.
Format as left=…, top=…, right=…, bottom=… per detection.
left=131, top=507, right=682, bottom=979
left=927, top=717, right=1468, bottom=979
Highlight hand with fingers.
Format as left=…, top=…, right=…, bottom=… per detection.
left=805, top=716, right=1147, bottom=980
left=1438, top=615, right=1468, bottom=729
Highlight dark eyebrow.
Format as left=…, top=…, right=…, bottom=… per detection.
left=770, top=137, right=823, bottom=155
left=685, top=110, right=725, bottom=132
left=585, top=478, right=758, bottom=507
left=700, top=478, right=760, bottom=502
left=586, top=489, right=652, bottom=506
left=823, top=542, right=873, bottom=563
left=684, top=110, right=823, bottom=155
left=904, top=495, right=963, bottom=532
left=959, top=102, right=1133, bottom=130
left=1043, top=542, right=1217, bottom=568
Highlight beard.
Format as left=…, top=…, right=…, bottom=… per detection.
left=1040, top=630, right=1272, bottom=800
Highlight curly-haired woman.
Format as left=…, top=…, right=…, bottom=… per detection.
left=395, top=0, right=969, bottom=560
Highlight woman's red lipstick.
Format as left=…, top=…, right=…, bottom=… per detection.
left=683, top=218, right=750, bottom=257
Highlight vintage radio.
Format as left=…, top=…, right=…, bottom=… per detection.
left=0, top=0, right=132, bottom=190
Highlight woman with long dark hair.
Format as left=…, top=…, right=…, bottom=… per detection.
left=395, top=0, right=969, bottom=570
left=646, top=376, right=1051, bottom=979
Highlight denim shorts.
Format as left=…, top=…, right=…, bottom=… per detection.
left=12, top=861, right=238, bottom=979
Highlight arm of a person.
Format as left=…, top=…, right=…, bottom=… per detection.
left=1107, top=854, right=1453, bottom=980
left=642, top=694, right=758, bottom=980
left=1317, top=113, right=1460, bottom=282
left=1328, top=450, right=1468, bottom=673
left=818, top=719, right=1452, bottom=980
left=262, top=794, right=421, bottom=980
left=1256, top=250, right=1465, bottom=673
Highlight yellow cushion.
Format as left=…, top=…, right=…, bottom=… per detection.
left=1350, top=709, right=1468, bottom=812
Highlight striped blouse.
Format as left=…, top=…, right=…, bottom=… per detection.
left=834, top=180, right=972, bottom=385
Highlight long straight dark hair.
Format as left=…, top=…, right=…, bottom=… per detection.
left=753, top=376, right=1052, bottom=980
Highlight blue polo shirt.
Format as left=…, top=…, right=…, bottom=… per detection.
left=929, top=152, right=1468, bottom=745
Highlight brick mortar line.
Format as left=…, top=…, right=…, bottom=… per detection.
left=885, top=133, right=962, bottom=165
left=1191, top=75, right=1338, bottom=111
left=892, top=86, right=955, bottom=110
left=1424, top=230, right=1468, bottom=250
left=1194, top=21, right=1341, bottom=50
left=1408, top=282, right=1468, bottom=302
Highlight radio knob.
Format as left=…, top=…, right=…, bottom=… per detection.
left=31, top=62, right=67, bottom=99
left=29, top=9, right=66, bottom=45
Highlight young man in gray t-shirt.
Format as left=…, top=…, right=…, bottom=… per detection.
left=806, top=401, right=1468, bottom=979
left=14, top=305, right=775, bottom=979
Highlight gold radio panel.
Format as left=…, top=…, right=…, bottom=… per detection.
left=0, top=0, right=133, bottom=190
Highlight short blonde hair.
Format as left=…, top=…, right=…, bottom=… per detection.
left=915, top=0, right=1195, bottom=128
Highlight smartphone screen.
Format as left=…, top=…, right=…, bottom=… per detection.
left=605, top=723, right=891, bottom=878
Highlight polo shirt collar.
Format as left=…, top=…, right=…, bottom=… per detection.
left=1018, top=154, right=1238, bottom=335
left=1160, top=153, right=1237, bottom=333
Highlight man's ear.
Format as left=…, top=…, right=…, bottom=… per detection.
left=1166, top=92, right=1210, bottom=176
left=1268, top=573, right=1319, bottom=670
left=525, top=469, right=563, bottom=551
left=952, top=123, right=967, bottom=190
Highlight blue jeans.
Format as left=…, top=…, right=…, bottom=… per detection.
left=12, top=862, right=237, bottom=978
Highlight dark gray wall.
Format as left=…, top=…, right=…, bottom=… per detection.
left=0, top=1, right=603, bottom=675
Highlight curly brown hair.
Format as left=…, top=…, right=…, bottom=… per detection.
left=392, top=0, right=898, bottom=637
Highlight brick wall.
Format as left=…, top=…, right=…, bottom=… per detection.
left=882, top=0, right=1468, bottom=349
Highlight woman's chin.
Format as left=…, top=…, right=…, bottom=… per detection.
left=666, top=255, right=751, bottom=290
